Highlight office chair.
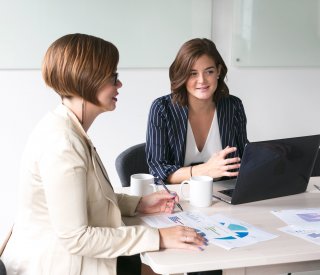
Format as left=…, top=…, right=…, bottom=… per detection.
left=0, top=226, right=12, bottom=275
left=311, top=149, right=320, bottom=177
left=115, top=143, right=149, bottom=187
left=0, top=259, right=6, bottom=275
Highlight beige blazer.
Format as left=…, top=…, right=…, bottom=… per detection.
left=2, top=104, right=159, bottom=275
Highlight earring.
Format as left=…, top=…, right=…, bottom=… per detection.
left=217, top=76, right=220, bottom=79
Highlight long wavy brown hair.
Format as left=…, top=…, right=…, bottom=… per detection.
left=170, top=38, right=229, bottom=106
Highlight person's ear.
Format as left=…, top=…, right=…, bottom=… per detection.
left=217, top=64, right=222, bottom=79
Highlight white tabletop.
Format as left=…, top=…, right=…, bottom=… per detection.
left=121, top=177, right=320, bottom=275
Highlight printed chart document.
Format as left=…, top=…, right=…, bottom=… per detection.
left=141, top=211, right=277, bottom=250
left=271, top=208, right=320, bottom=245
left=271, top=208, right=320, bottom=228
left=278, top=226, right=320, bottom=245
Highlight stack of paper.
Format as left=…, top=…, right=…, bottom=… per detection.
left=271, top=208, right=320, bottom=245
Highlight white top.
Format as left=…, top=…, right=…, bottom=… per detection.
left=184, top=110, right=222, bottom=166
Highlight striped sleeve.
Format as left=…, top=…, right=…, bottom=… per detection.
left=233, top=96, right=249, bottom=157
left=218, top=95, right=248, bottom=158
left=146, top=94, right=248, bottom=181
left=146, top=95, right=187, bottom=182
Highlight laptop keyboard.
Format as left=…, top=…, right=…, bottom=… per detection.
left=219, top=189, right=234, bottom=197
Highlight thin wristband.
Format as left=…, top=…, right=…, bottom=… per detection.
left=190, top=165, right=193, bottom=177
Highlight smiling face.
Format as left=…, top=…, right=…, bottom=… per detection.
left=96, top=74, right=122, bottom=112
left=186, top=54, right=221, bottom=102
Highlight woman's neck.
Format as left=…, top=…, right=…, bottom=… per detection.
left=188, top=97, right=215, bottom=116
left=62, top=96, right=99, bottom=132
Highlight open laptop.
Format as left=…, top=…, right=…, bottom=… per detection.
left=213, top=135, right=320, bottom=204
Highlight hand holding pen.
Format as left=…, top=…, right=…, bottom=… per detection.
left=136, top=189, right=181, bottom=214
left=135, top=177, right=183, bottom=213
left=157, top=178, right=184, bottom=211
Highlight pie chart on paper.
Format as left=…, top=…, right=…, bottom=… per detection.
left=214, top=222, right=249, bottom=240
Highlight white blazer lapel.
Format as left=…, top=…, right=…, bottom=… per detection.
left=90, top=145, right=118, bottom=205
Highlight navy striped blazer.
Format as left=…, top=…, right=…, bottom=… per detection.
left=146, top=94, right=248, bottom=181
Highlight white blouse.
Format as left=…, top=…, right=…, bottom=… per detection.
left=184, top=110, right=222, bottom=166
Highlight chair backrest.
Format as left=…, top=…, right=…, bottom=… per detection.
left=0, top=259, right=6, bottom=275
left=115, top=143, right=149, bottom=187
left=311, top=149, right=320, bottom=177
left=0, top=226, right=11, bottom=275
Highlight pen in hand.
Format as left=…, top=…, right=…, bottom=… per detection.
left=157, top=178, right=184, bottom=211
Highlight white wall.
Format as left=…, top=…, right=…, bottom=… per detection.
left=1, top=0, right=320, bottom=257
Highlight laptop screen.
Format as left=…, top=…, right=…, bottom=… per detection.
left=230, top=135, right=320, bottom=204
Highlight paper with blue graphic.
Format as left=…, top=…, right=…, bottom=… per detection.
left=205, top=213, right=277, bottom=249
left=271, top=208, right=320, bottom=229
left=141, top=211, right=277, bottom=250
left=271, top=208, right=320, bottom=245
left=278, top=225, right=320, bottom=245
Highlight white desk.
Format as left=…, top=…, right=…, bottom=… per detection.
left=120, top=177, right=320, bottom=275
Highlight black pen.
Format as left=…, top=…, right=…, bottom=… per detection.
left=157, top=178, right=184, bottom=211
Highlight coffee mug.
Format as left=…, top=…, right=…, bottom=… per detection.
left=130, top=173, right=157, bottom=196
left=180, top=176, right=213, bottom=207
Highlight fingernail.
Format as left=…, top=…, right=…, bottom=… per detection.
left=198, top=246, right=205, bottom=251
left=204, top=241, right=209, bottom=246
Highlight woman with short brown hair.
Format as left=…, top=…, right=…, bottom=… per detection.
left=2, top=33, right=207, bottom=275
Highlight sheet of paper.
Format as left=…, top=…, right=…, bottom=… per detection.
left=207, top=213, right=278, bottom=250
left=279, top=225, right=320, bottom=245
left=141, top=211, right=277, bottom=250
left=271, top=208, right=320, bottom=229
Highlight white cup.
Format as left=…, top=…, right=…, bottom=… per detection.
left=180, top=176, right=213, bottom=207
left=130, top=173, right=157, bottom=196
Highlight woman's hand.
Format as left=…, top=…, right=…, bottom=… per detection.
left=159, top=226, right=208, bottom=251
left=205, top=146, right=241, bottom=178
left=136, top=190, right=179, bottom=214
left=167, top=146, right=241, bottom=184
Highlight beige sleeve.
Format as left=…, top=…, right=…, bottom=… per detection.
left=40, top=133, right=159, bottom=258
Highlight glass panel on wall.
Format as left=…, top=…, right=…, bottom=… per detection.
left=231, top=0, right=320, bottom=67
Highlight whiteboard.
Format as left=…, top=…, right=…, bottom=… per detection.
left=231, top=0, right=320, bottom=67
left=0, top=0, right=212, bottom=69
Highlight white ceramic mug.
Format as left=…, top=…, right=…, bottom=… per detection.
left=180, top=176, right=213, bottom=207
left=130, top=173, right=157, bottom=196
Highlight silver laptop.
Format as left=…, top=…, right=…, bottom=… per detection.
left=213, top=135, right=320, bottom=204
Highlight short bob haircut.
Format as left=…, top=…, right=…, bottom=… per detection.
left=169, top=38, right=229, bottom=106
left=42, top=33, right=119, bottom=106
